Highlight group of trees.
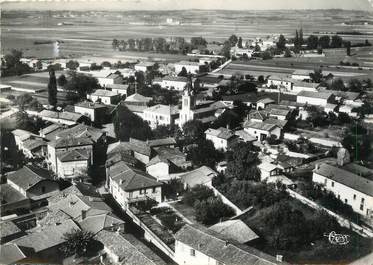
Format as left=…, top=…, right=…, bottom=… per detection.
left=306, top=34, right=344, bottom=50
left=112, top=36, right=208, bottom=54
left=225, top=142, right=261, bottom=181
left=182, top=185, right=235, bottom=225
left=1, top=49, right=33, bottom=77
left=113, top=104, right=153, bottom=141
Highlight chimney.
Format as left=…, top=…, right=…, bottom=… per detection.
left=81, top=210, right=87, bottom=220
left=276, top=255, right=283, bottom=263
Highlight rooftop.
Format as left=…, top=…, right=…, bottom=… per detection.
left=209, top=220, right=259, bottom=244
left=7, top=165, right=54, bottom=192
left=0, top=221, right=22, bottom=239
left=205, top=127, right=235, bottom=140
left=0, top=244, right=27, bottom=265
left=160, top=76, right=188, bottom=82
left=314, top=163, right=373, bottom=196
left=297, top=90, right=333, bottom=99
left=75, top=101, right=107, bottom=109
left=144, top=104, right=180, bottom=116
left=179, top=166, right=217, bottom=187
left=125, top=93, right=152, bottom=103
left=57, top=148, right=91, bottom=162
left=39, top=123, right=65, bottom=136
left=175, top=61, right=201, bottom=66
left=39, top=110, right=84, bottom=122
left=50, top=136, right=94, bottom=148
left=55, top=124, right=105, bottom=143
left=95, top=230, right=167, bottom=265
left=243, top=121, right=277, bottom=131
left=175, top=224, right=284, bottom=265
left=91, top=89, right=118, bottom=97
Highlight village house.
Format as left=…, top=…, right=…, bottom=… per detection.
left=6, top=165, right=60, bottom=199
left=313, top=163, right=373, bottom=220
left=97, top=72, right=124, bottom=87
left=174, top=224, right=285, bottom=265
left=291, top=69, right=313, bottom=81
left=230, top=46, right=254, bottom=58
left=11, top=129, right=45, bottom=157
left=243, top=120, right=281, bottom=141
left=39, top=123, right=65, bottom=140
left=106, top=83, right=129, bottom=96
left=38, top=110, right=89, bottom=126
left=106, top=161, right=163, bottom=209
left=146, top=147, right=191, bottom=181
left=135, top=61, right=156, bottom=72
left=258, top=161, right=281, bottom=181
left=209, top=219, right=259, bottom=244
left=205, top=127, right=237, bottom=151
left=292, top=81, right=323, bottom=94
left=174, top=61, right=202, bottom=74
left=88, top=89, right=121, bottom=105
left=296, top=91, right=334, bottom=107
left=256, top=98, right=275, bottom=110
left=143, top=104, right=180, bottom=129
left=153, top=76, right=188, bottom=91
left=123, top=93, right=153, bottom=118
left=234, top=130, right=257, bottom=143
left=179, top=166, right=218, bottom=189
left=266, top=76, right=293, bottom=91
left=324, top=103, right=338, bottom=114
left=47, top=136, right=94, bottom=178
left=0, top=221, right=24, bottom=244
left=268, top=106, right=291, bottom=121
left=95, top=230, right=167, bottom=265
left=74, top=101, right=107, bottom=124
left=56, top=149, right=91, bottom=180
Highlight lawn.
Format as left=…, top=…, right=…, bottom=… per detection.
left=169, top=201, right=198, bottom=224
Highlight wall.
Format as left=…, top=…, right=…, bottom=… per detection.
left=146, top=162, right=170, bottom=180
left=26, top=180, right=60, bottom=198
left=174, top=240, right=216, bottom=265
left=74, top=106, right=95, bottom=122
left=133, top=151, right=150, bottom=164
left=211, top=186, right=242, bottom=215
left=312, top=172, right=373, bottom=218
left=205, top=134, right=228, bottom=151
left=297, top=96, right=328, bottom=106
left=56, top=159, right=89, bottom=179
left=284, top=133, right=300, bottom=141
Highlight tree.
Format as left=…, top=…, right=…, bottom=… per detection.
left=307, top=35, right=319, bottom=50
left=182, top=120, right=205, bottom=144
left=330, top=35, right=343, bottom=48
left=15, top=94, right=33, bottom=110
left=276, top=34, right=286, bottom=51
left=112, top=38, right=119, bottom=49
left=299, top=28, right=304, bottom=46
left=135, top=71, right=145, bottom=90
left=65, top=71, right=100, bottom=98
left=228, top=35, right=238, bottom=47
left=113, top=104, right=152, bottom=141
left=66, top=60, right=79, bottom=70
left=15, top=112, right=44, bottom=133
left=186, top=139, right=223, bottom=168
left=261, top=51, right=272, bottom=60
left=182, top=185, right=214, bottom=206
left=346, top=41, right=351, bottom=56
left=191, top=37, right=207, bottom=48
left=211, top=109, right=241, bottom=130
left=2, top=49, right=32, bottom=77
left=57, top=74, right=67, bottom=87
left=194, top=197, right=235, bottom=225
left=48, top=68, right=57, bottom=109
left=284, top=49, right=292, bottom=57
left=225, top=142, right=260, bottom=181
left=101, top=61, right=112, bottom=68
left=348, top=79, right=363, bottom=92
left=59, top=229, right=94, bottom=258
left=237, top=37, right=243, bottom=48
left=318, top=35, right=330, bottom=49
left=221, top=41, right=231, bottom=59
left=309, top=68, right=323, bottom=83
left=330, top=78, right=346, bottom=91
left=178, top=67, right=188, bottom=77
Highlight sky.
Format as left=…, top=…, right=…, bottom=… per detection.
left=2, top=0, right=373, bottom=11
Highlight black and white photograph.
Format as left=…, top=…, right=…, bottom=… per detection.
left=1, top=0, right=373, bottom=264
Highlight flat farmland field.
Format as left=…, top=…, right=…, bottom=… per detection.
left=2, top=9, right=373, bottom=59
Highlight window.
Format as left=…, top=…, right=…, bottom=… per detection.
left=152, top=187, right=156, bottom=193
left=41, top=186, right=46, bottom=193
left=324, top=179, right=327, bottom=186
left=331, top=182, right=334, bottom=187
left=353, top=194, right=356, bottom=200
left=344, top=199, right=348, bottom=204
left=337, top=195, right=340, bottom=199
left=362, top=198, right=365, bottom=204
left=190, top=249, right=195, bottom=257
left=360, top=204, right=364, bottom=211
left=140, top=189, right=143, bottom=194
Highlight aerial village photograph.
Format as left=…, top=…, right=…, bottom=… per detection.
left=1, top=0, right=373, bottom=264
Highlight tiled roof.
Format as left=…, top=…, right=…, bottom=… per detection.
left=11, top=129, right=39, bottom=141
left=0, top=221, right=21, bottom=239
left=147, top=137, right=176, bottom=147
left=79, top=213, right=124, bottom=234
left=91, top=89, right=118, bottom=97
left=22, top=138, right=46, bottom=151
left=106, top=83, right=129, bottom=90
left=144, top=104, right=179, bottom=116
left=264, top=118, right=287, bottom=129
left=243, top=121, right=277, bottom=131
left=39, top=123, right=65, bottom=136
left=125, top=93, right=152, bottom=103
left=7, top=165, right=53, bottom=191
left=297, top=90, right=333, bottom=99
left=269, top=108, right=290, bottom=117
left=161, top=76, right=188, bottom=82
left=13, top=219, right=80, bottom=253
left=75, top=101, right=106, bottom=109
left=293, top=81, right=320, bottom=88
left=235, top=130, right=256, bottom=142
left=209, top=220, right=259, bottom=244
left=205, top=127, right=235, bottom=140
left=108, top=162, right=162, bottom=191
left=95, top=230, right=167, bottom=265
left=175, top=61, right=201, bottom=66
left=50, top=136, right=94, bottom=148
left=179, top=166, right=217, bottom=187
left=57, top=149, right=90, bottom=162
left=319, top=89, right=360, bottom=101
left=314, top=163, right=373, bottom=196
left=39, top=110, right=84, bottom=122
left=257, top=98, right=275, bottom=104
left=129, top=138, right=152, bottom=156
left=175, top=224, right=284, bottom=265
left=55, top=124, right=105, bottom=143
left=0, top=244, right=27, bottom=265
